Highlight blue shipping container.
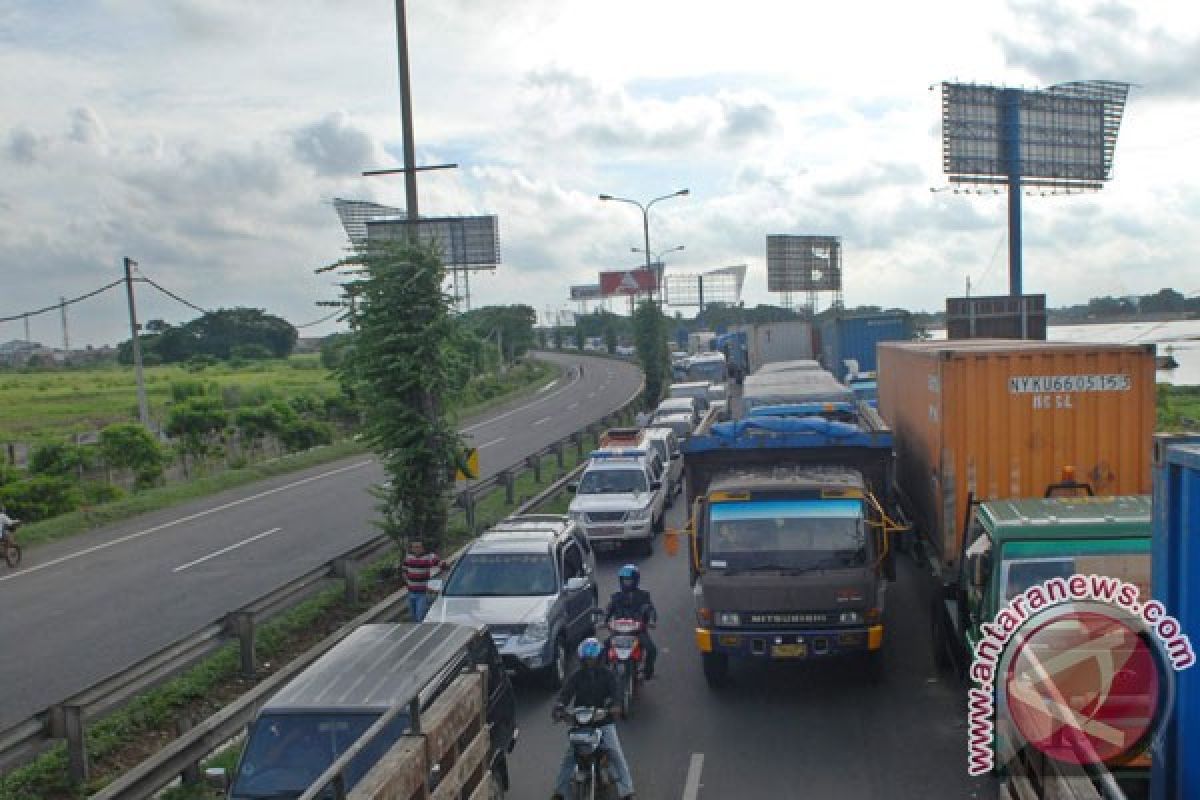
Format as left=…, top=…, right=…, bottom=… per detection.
left=818, top=313, right=913, bottom=381
left=1152, top=434, right=1200, bottom=800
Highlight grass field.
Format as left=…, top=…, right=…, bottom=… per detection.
left=0, top=356, right=336, bottom=443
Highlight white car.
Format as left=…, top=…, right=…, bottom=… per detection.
left=654, top=396, right=702, bottom=427
left=568, top=452, right=666, bottom=554
left=647, top=412, right=696, bottom=441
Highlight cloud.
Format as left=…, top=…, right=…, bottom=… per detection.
left=7, top=125, right=45, bottom=164
left=719, top=97, right=779, bottom=144
left=997, top=0, right=1200, bottom=98
left=290, top=113, right=377, bottom=178
left=815, top=162, right=924, bottom=198
left=68, top=106, right=107, bottom=146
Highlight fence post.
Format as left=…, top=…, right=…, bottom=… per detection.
left=554, top=441, right=565, bottom=471
left=177, top=715, right=201, bottom=785
left=227, top=611, right=256, bottom=679
left=572, top=432, right=584, bottom=460
left=528, top=454, right=542, bottom=484
left=463, top=489, right=477, bottom=535
left=63, top=704, right=88, bottom=784
left=333, top=558, right=360, bottom=605
left=502, top=470, right=516, bottom=505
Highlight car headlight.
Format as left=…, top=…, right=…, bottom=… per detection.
left=629, top=505, right=653, bottom=523
left=839, top=611, right=863, bottom=625
left=716, top=611, right=740, bottom=627
left=519, top=620, right=550, bottom=644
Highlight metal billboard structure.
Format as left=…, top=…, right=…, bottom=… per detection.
left=332, top=198, right=501, bottom=310
left=568, top=284, right=605, bottom=314
left=766, top=235, right=843, bottom=313
left=664, top=265, right=747, bottom=310
left=939, top=81, right=1130, bottom=297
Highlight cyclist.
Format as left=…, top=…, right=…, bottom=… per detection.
left=0, top=505, right=17, bottom=546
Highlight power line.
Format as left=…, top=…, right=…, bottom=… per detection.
left=0, top=279, right=125, bottom=324
left=134, top=271, right=211, bottom=315
left=295, top=307, right=343, bottom=329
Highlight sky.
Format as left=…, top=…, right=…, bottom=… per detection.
left=2, top=0, right=1199, bottom=347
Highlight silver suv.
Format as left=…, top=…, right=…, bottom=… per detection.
left=568, top=450, right=667, bottom=554
left=425, top=515, right=597, bottom=688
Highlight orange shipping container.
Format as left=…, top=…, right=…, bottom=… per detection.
left=877, top=339, right=1156, bottom=570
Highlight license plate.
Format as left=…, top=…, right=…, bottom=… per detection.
left=772, top=643, right=807, bottom=659
left=592, top=527, right=622, bottom=538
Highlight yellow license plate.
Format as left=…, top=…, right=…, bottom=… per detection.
left=772, top=643, right=807, bottom=659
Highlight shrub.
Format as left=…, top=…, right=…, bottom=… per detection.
left=99, top=423, right=165, bottom=489
left=80, top=481, right=124, bottom=506
left=0, top=462, right=22, bottom=487
left=28, top=441, right=92, bottom=478
left=278, top=419, right=333, bottom=452
left=230, top=343, right=275, bottom=361
left=184, top=354, right=218, bottom=372
left=0, top=476, right=81, bottom=521
left=170, top=379, right=209, bottom=403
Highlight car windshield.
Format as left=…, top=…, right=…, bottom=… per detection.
left=231, top=712, right=408, bottom=799
left=443, top=552, right=557, bottom=596
left=707, top=499, right=867, bottom=570
left=1001, top=550, right=1150, bottom=603
left=578, top=468, right=647, bottom=494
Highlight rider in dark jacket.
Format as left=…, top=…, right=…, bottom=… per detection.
left=605, top=564, right=657, bottom=678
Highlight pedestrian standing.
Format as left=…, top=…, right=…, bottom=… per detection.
left=403, top=540, right=442, bottom=622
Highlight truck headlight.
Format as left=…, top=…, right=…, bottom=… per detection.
left=519, top=620, right=550, bottom=644
left=839, top=611, right=863, bottom=625
left=717, top=612, right=740, bottom=627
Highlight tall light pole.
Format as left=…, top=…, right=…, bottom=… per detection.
left=632, top=245, right=684, bottom=305
left=598, top=188, right=689, bottom=309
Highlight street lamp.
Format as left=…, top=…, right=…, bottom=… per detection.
left=599, top=188, right=689, bottom=308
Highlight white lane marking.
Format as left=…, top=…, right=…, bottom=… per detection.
left=682, top=753, right=705, bottom=800
left=536, top=380, right=559, bottom=394
left=173, top=527, right=282, bottom=573
left=0, top=460, right=373, bottom=584
left=599, top=384, right=608, bottom=391
left=477, top=437, right=507, bottom=449
left=587, top=392, right=596, bottom=399
left=568, top=402, right=579, bottom=410
left=461, top=364, right=583, bottom=433
left=533, top=416, right=552, bottom=426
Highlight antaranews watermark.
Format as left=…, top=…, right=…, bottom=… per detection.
left=966, top=573, right=1195, bottom=776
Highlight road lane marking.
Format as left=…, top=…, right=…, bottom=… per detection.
left=588, top=392, right=596, bottom=399
left=477, top=437, right=507, bottom=449
left=536, top=380, right=559, bottom=393
left=0, top=460, right=373, bottom=584
left=568, top=402, right=579, bottom=410
left=533, top=416, right=552, bottom=426
left=683, top=753, right=705, bottom=800
left=461, top=365, right=584, bottom=433
left=173, top=528, right=282, bottom=573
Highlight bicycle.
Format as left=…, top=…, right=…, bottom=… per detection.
left=1, top=522, right=21, bottom=568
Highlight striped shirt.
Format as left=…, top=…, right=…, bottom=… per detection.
left=403, top=552, right=442, bottom=592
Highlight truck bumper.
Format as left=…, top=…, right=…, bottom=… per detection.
left=696, top=626, right=880, bottom=659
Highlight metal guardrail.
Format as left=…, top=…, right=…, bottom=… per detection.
left=0, top=376, right=643, bottom=793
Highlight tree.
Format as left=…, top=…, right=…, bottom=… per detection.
left=28, top=442, right=91, bottom=479
left=99, top=423, right=165, bottom=489
left=574, top=327, right=585, bottom=350
left=553, top=326, right=564, bottom=349
left=117, top=308, right=298, bottom=364
left=632, top=299, right=669, bottom=407
left=166, top=397, right=229, bottom=474
left=320, top=239, right=465, bottom=549
left=604, top=325, right=617, bottom=354
left=459, top=305, right=538, bottom=363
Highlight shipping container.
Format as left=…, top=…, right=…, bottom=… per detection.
left=1151, top=434, right=1200, bottom=800
left=878, top=339, right=1157, bottom=570
left=744, top=320, right=814, bottom=372
left=818, top=312, right=914, bottom=380
left=945, top=294, right=1047, bottom=340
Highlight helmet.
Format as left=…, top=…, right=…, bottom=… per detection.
left=578, top=637, right=603, bottom=662
left=618, top=564, right=640, bottom=591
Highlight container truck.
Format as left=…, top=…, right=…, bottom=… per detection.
left=818, top=312, right=913, bottom=381
left=676, top=404, right=904, bottom=687
left=739, top=368, right=854, bottom=417
left=744, top=320, right=815, bottom=373
left=876, top=339, right=1157, bottom=575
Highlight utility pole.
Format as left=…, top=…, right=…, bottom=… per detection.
left=60, top=297, right=69, bottom=351
left=395, top=0, right=419, bottom=227
left=22, top=312, right=30, bottom=344
left=123, top=257, right=151, bottom=429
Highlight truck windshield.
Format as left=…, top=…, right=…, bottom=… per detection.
left=687, top=362, right=727, bottom=382
left=443, top=553, right=557, bottom=596
left=1001, top=550, right=1150, bottom=603
left=231, top=712, right=409, bottom=799
left=708, top=499, right=866, bottom=570
left=578, top=468, right=647, bottom=494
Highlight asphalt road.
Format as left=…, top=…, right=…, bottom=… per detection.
left=0, top=351, right=642, bottom=729
left=505, top=499, right=998, bottom=800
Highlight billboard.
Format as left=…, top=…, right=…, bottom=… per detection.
left=766, top=235, right=842, bottom=292
left=365, top=215, right=500, bottom=270
left=941, top=81, right=1130, bottom=189
left=570, top=284, right=603, bottom=301
left=664, top=265, right=747, bottom=307
left=599, top=269, right=657, bottom=297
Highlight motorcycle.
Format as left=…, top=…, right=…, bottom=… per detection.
left=555, top=706, right=619, bottom=800
left=1, top=520, right=20, bottom=569
left=603, top=618, right=647, bottom=718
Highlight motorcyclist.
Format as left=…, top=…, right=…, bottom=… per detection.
left=0, top=506, right=17, bottom=544
left=605, top=564, right=657, bottom=679
left=551, top=638, right=635, bottom=800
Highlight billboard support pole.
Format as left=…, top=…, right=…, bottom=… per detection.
left=1003, top=88, right=1023, bottom=297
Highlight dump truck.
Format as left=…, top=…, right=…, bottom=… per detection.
left=676, top=405, right=905, bottom=687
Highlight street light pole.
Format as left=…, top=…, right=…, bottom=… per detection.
left=598, top=188, right=689, bottom=309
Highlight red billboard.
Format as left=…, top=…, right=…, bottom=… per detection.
left=599, top=268, right=657, bottom=296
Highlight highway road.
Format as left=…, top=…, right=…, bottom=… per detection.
left=0, top=351, right=642, bottom=729
left=506, top=499, right=997, bottom=799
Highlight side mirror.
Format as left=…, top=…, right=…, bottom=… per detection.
left=564, top=576, right=588, bottom=592
left=567, top=482, right=579, bottom=494
left=426, top=578, right=444, bottom=593
left=651, top=481, right=663, bottom=492
left=204, top=768, right=230, bottom=792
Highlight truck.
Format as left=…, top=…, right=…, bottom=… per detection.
left=738, top=367, right=854, bottom=418
left=677, top=405, right=903, bottom=688
left=930, top=490, right=1155, bottom=794
left=877, top=339, right=1157, bottom=574
left=817, top=311, right=913, bottom=382
left=741, top=320, right=815, bottom=373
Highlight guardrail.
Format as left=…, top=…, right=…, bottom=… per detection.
left=0, top=379, right=643, bottom=791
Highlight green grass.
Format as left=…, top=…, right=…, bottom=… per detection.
left=1159, top=384, right=1200, bottom=432
left=0, top=356, right=336, bottom=443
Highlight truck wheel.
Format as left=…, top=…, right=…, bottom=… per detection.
left=639, top=536, right=654, bottom=557
left=544, top=638, right=568, bottom=689
left=702, top=653, right=729, bottom=688
left=930, top=603, right=952, bottom=673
